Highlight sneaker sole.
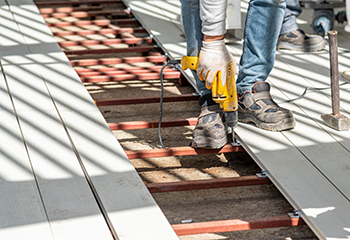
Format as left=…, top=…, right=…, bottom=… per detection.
left=277, top=40, right=326, bottom=52
left=238, top=114, right=296, bottom=132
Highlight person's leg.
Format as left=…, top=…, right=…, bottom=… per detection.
left=181, top=0, right=227, bottom=148
left=180, top=0, right=209, bottom=99
left=236, top=0, right=296, bottom=131
left=278, top=0, right=326, bottom=51
left=280, top=0, right=301, bottom=35
left=236, top=0, right=286, bottom=94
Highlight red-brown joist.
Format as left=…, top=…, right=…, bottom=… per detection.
left=108, top=118, right=198, bottom=130
left=70, top=56, right=167, bottom=66
left=64, top=46, right=156, bottom=55
left=48, top=19, right=111, bottom=28
left=36, top=0, right=122, bottom=6
left=50, top=25, right=144, bottom=37
left=110, top=18, right=138, bottom=25
left=78, top=68, right=175, bottom=77
left=172, top=215, right=306, bottom=236
left=107, top=24, right=146, bottom=37
left=59, top=38, right=144, bottom=47
left=52, top=28, right=137, bottom=36
left=75, top=66, right=174, bottom=76
left=125, top=144, right=243, bottom=159
left=39, top=6, right=103, bottom=13
left=94, top=94, right=199, bottom=106
left=76, top=65, right=169, bottom=72
left=146, top=175, right=271, bottom=193
left=48, top=20, right=144, bottom=33
left=78, top=68, right=174, bottom=76
left=80, top=71, right=180, bottom=82
left=41, top=10, right=128, bottom=18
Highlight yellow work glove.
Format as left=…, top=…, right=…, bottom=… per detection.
left=197, top=39, right=237, bottom=90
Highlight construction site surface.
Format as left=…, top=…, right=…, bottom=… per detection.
left=1, top=0, right=350, bottom=239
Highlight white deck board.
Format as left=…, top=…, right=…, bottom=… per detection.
left=8, top=1, right=96, bottom=112
left=134, top=0, right=350, bottom=238
left=236, top=125, right=350, bottom=239
left=59, top=110, right=179, bottom=240
left=228, top=16, right=350, bottom=240
left=0, top=1, right=114, bottom=239
left=231, top=11, right=350, bottom=240
left=269, top=49, right=350, bottom=195
left=0, top=3, right=53, bottom=239
left=5, top=1, right=179, bottom=239
left=0, top=61, right=54, bottom=240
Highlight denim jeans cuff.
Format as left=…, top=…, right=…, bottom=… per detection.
left=237, top=86, right=254, bottom=95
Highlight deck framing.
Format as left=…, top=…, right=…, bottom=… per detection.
left=120, top=0, right=350, bottom=238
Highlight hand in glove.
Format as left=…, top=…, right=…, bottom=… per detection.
left=197, top=39, right=236, bottom=90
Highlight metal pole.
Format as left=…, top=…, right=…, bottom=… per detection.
left=327, top=30, right=340, bottom=116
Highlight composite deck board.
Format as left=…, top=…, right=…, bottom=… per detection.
left=235, top=124, right=350, bottom=239
left=0, top=1, right=114, bottom=239
left=229, top=35, right=350, bottom=239
left=231, top=8, right=350, bottom=239
left=227, top=23, right=350, bottom=240
left=6, top=0, right=179, bottom=239
left=133, top=0, right=350, bottom=238
left=0, top=56, right=54, bottom=240
left=0, top=3, right=53, bottom=239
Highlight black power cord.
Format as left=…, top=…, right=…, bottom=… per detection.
left=280, top=77, right=350, bottom=103
left=158, top=59, right=181, bottom=148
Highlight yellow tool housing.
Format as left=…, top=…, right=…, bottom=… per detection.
left=181, top=56, right=238, bottom=112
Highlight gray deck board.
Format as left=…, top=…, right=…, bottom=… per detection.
left=0, top=55, right=54, bottom=240
left=16, top=1, right=178, bottom=239
left=236, top=124, right=350, bottom=239
left=0, top=0, right=178, bottom=239
left=1, top=0, right=178, bottom=239
left=230, top=8, right=350, bottom=239
left=0, top=1, right=114, bottom=239
left=0, top=3, right=53, bottom=239
left=128, top=0, right=350, bottom=238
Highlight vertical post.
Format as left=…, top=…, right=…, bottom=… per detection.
left=327, top=31, right=340, bottom=116
left=321, top=31, right=350, bottom=131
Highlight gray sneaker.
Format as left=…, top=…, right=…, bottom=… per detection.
left=191, top=105, right=228, bottom=149
left=238, top=82, right=296, bottom=131
left=277, top=29, right=326, bottom=52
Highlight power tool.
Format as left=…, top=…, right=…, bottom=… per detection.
left=181, top=56, right=239, bottom=145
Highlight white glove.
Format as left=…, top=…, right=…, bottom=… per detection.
left=197, top=39, right=236, bottom=89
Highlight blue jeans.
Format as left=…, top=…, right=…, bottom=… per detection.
left=281, top=0, right=302, bottom=35
left=180, top=0, right=286, bottom=96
